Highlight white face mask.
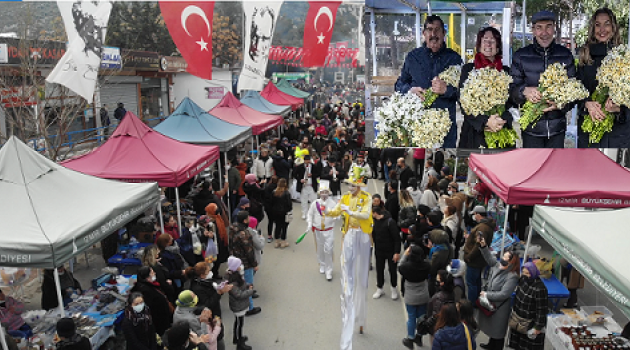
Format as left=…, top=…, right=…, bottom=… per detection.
left=239, top=265, right=244, bottom=275
left=320, top=193, right=329, bottom=201
left=225, top=165, right=231, bottom=170
left=150, top=275, right=156, bottom=282
left=448, top=191, right=453, bottom=196
left=132, top=303, right=145, bottom=313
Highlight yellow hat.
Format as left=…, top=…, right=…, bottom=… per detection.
left=345, top=166, right=367, bottom=187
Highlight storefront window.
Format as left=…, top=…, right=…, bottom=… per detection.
left=140, top=78, right=162, bottom=120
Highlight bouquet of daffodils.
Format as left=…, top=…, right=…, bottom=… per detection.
left=520, top=63, right=589, bottom=130
left=375, top=91, right=452, bottom=148
left=460, top=67, right=518, bottom=148
left=582, top=45, right=630, bottom=144
left=423, top=65, right=462, bottom=108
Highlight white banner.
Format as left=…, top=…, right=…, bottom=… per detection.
left=46, top=1, right=112, bottom=103
left=237, top=2, right=283, bottom=93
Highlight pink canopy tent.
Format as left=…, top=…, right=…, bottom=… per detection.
left=468, top=149, right=630, bottom=208
left=63, top=112, right=220, bottom=235
left=260, top=82, right=304, bottom=111
left=209, top=92, right=283, bottom=135
left=468, top=149, right=630, bottom=254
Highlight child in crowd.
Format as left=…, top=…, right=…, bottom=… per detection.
left=226, top=256, right=254, bottom=350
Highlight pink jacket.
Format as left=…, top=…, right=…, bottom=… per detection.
left=204, top=322, right=222, bottom=350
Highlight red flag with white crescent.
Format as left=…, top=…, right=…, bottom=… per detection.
left=302, top=1, right=341, bottom=67
left=159, top=1, right=215, bottom=79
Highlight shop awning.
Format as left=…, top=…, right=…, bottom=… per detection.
left=0, top=136, right=158, bottom=268
left=154, top=97, right=252, bottom=151
left=532, top=206, right=630, bottom=318
left=62, top=111, right=220, bottom=187
left=468, top=149, right=630, bottom=208
left=209, top=92, right=284, bottom=135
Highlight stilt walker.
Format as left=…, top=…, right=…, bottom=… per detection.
left=306, top=180, right=337, bottom=281
left=327, top=167, right=373, bottom=350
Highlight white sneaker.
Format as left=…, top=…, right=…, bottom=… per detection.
left=372, top=288, right=384, bottom=299
left=326, top=271, right=332, bottom=281
left=301, top=214, right=306, bottom=220
left=391, top=288, right=399, bottom=300
left=319, top=267, right=325, bottom=274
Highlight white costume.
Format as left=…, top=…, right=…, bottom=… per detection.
left=306, top=180, right=337, bottom=280
left=300, top=162, right=317, bottom=218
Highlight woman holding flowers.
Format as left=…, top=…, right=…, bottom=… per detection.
left=577, top=8, right=630, bottom=148
left=458, top=27, right=515, bottom=149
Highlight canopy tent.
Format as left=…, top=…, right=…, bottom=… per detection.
left=209, top=92, right=284, bottom=135
left=0, top=136, right=158, bottom=267
left=468, top=149, right=630, bottom=208
left=0, top=136, right=158, bottom=321
left=62, top=111, right=220, bottom=188
left=240, top=90, right=291, bottom=116
left=154, top=97, right=252, bottom=151
left=275, top=79, right=311, bottom=99
left=260, top=83, right=304, bottom=111
left=365, top=0, right=508, bottom=13
left=531, top=206, right=630, bottom=318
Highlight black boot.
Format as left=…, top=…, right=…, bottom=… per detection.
left=237, top=339, right=252, bottom=350
left=233, top=336, right=248, bottom=344
left=413, top=334, right=423, bottom=346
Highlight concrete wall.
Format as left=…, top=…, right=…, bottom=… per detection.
left=171, top=69, right=233, bottom=111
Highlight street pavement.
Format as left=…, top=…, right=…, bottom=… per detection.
left=16, top=178, right=627, bottom=350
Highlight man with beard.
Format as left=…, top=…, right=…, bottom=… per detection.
left=327, top=172, right=373, bottom=349
left=395, top=15, right=462, bottom=148
left=320, top=156, right=345, bottom=200
left=306, top=180, right=338, bottom=281
left=396, top=157, right=414, bottom=190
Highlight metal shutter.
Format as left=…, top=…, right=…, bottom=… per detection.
left=99, top=76, right=140, bottom=116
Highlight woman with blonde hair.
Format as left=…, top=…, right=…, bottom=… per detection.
left=577, top=7, right=628, bottom=148
left=270, top=178, right=293, bottom=248
left=141, top=244, right=176, bottom=303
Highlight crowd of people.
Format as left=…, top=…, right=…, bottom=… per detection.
left=396, top=8, right=630, bottom=148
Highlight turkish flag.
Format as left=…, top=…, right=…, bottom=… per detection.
left=302, top=1, right=341, bottom=67
left=160, top=1, right=215, bottom=79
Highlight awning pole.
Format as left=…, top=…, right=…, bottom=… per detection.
left=158, top=199, right=165, bottom=234
left=522, top=0, right=527, bottom=47
left=460, top=9, right=467, bottom=61
left=175, top=187, right=183, bottom=237
left=0, top=324, right=9, bottom=350
left=415, top=0, right=422, bottom=48
left=256, top=135, right=260, bottom=157
left=54, top=268, right=66, bottom=317
left=453, top=155, right=459, bottom=182
left=370, top=10, right=377, bottom=77
left=500, top=204, right=510, bottom=256
left=522, top=219, right=534, bottom=267
left=225, top=152, right=231, bottom=225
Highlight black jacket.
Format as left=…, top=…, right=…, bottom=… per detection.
left=122, top=315, right=157, bottom=350
left=151, top=263, right=176, bottom=303
left=458, top=63, right=515, bottom=148
left=41, top=270, right=82, bottom=311
left=397, top=166, right=414, bottom=189
left=56, top=336, right=92, bottom=350
left=385, top=191, right=400, bottom=223
left=510, top=39, right=576, bottom=138
left=190, top=277, right=225, bottom=341
left=269, top=190, right=292, bottom=219
left=294, top=163, right=320, bottom=193
left=130, top=281, right=173, bottom=336
left=577, top=42, right=630, bottom=148
left=398, top=247, right=431, bottom=283
left=271, top=155, right=291, bottom=180
left=372, top=211, right=401, bottom=256
left=398, top=205, right=416, bottom=229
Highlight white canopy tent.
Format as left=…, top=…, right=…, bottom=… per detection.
left=530, top=206, right=630, bottom=319
left=0, top=136, right=159, bottom=349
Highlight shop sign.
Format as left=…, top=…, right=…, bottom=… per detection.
left=160, top=56, right=187, bottom=72
left=0, top=38, right=66, bottom=65
left=122, top=49, right=160, bottom=71
left=207, top=87, right=224, bottom=99
left=101, top=46, right=122, bottom=69
left=0, top=86, right=37, bottom=108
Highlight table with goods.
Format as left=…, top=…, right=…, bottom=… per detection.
left=547, top=306, right=629, bottom=350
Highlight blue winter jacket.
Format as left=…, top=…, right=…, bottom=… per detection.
left=432, top=323, right=476, bottom=350
left=395, top=44, right=463, bottom=147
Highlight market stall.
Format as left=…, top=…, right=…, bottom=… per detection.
left=0, top=137, right=158, bottom=350
left=62, top=111, right=220, bottom=236
left=260, top=82, right=304, bottom=111
left=275, top=79, right=311, bottom=99
left=532, top=206, right=630, bottom=349
left=240, top=90, right=291, bottom=116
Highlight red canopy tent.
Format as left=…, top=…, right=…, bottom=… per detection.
left=468, top=149, right=630, bottom=254
left=468, top=149, right=630, bottom=208
left=260, top=82, right=304, bottom=111
left=62, top=112, right=220, bottom=235
left=209, top=92, right=283, bottom=135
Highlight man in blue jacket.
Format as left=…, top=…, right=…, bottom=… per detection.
left=395, top=15, right=462, bottom=148
left=510, top=10, right=576, bottom=148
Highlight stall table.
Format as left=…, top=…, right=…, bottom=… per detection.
left=107, top=243, right=150, bottom=273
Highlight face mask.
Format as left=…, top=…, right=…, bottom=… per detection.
left=225, top=165, right=231, bottom=170
left=320, top=193, right=329, bottom=201
left=448, top=191, right=453, bottom=196
left=500, top=259, right=509, bottom=267
left=132, top=303, right=145, bottom=313
left=239, top=265, right=244, bottom=275
left=58, top=270, right=65, bottom=276
left=150, top=275, right=157, bottom=282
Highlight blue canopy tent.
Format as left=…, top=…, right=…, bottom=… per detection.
left=240, top=90, right=291, bottom=116
left=154, top=97, right=252, bottom=152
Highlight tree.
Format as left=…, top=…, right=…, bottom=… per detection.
left=574, top=0, right=629, bottom=47
left=212, top=2, right=243, bottom=67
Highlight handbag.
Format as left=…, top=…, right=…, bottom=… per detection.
left=475, top=295, right=509, bottom=317
left=285, top=211, right=294, bottom=223
left=416, top=314, right=436, bottom=335
left=508, top=310, right=533, bottom=334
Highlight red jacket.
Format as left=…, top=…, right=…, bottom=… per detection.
left=236, top=163, right=248, bottom=196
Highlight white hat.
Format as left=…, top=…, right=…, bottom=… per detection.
left=318, top=180, right=331, bottom=194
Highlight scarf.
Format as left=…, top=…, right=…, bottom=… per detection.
left=206, top=203, right=228, bottom=246
left=474, top=52, right=503, bottom=71
left=124, top=306, right=152, bottom=331
left=56, top=334, right=84, bottom=349
left=428, top=243, right=448, bottom=260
